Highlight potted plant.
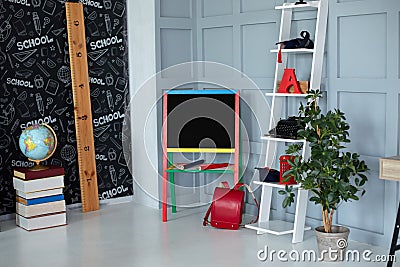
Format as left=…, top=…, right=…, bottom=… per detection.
left=279, top=89, right=369, bottom=261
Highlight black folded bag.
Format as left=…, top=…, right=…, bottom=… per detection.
left=276, top=31, right=314, bottom=49
left=255, top=167, right=280, bottom=183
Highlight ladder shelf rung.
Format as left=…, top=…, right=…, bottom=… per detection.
left=264, top=93, right=308, bottom=97
left=275, top=1, right=320, bottom=10
left=270, top=48, right=314, bottom=54
left=261, top=136, right=307, bottom=143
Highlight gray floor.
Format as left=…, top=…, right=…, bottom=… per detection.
left=0, top=201, right=393, bottom=267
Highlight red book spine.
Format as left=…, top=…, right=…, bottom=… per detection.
left=14, top=166, right=65, bottom=180
left=199, top=163, right=230, bottom=170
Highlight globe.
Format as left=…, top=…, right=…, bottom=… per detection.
left=19, top=124, right=57, bottom=168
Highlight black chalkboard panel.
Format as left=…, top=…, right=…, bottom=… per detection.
left=166, top=92, right=236, bottom=149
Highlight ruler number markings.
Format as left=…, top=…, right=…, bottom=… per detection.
left=66, top=2, right=99, bottom=212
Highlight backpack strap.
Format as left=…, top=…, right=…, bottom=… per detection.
left=234, top=183, right=260, bottom=226
left=203, top=204, right=212, bottom=226
left=220, top=181, right=230, bottom=188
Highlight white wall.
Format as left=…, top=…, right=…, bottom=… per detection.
left=127, top=0, right=159, bottom=209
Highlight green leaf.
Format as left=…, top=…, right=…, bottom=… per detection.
left=349, top=195, right=359, bottom=201
left=309, top=196, right=321, bottom=204
left=282, top=198, right=290, bottom=208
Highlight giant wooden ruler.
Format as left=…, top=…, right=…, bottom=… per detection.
left=66, top=2, right=99, bottom=212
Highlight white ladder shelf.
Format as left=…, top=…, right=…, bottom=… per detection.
left=245, top=0, right=328, bottom=243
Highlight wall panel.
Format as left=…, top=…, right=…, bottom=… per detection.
left=241, top=23, right=276, bottom=79
left=337, top=0, right=366, bottom=2
left=338, top=92, right=386, bottom=157
left=338, top=13, right=387, bottom=79
left=202, top=0, right=233, bottom=18
left=202, top=27, right=234, bottom=66
left=240, top=0, right=276, bottom=13
left=160, top=0, right=191, bottom=18
left=160, top=29, right=193, bottom=78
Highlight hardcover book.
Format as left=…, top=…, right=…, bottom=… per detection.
left=13, top=166, right=65, bottom=180
left=16, top=194, right=64, bottom=206
left=197, top=163, right=230, bottom=170
left=16, top=200, right=66, bottom=218
left=13, top=176, right=64, bottom=193
left=175, top=159, right=205, bottom=170
left=16, top=212, right=67, bottom=231
left=16, top=188, right=64, bottom=199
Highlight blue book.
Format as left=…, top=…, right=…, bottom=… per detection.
left=16, top=194, right=64, bottom=206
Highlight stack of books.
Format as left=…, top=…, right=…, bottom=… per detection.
left=13, top=166, right=67, bottom=231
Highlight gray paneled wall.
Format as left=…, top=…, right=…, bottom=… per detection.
left=327, top=0, right=400, bottom=247
left=156, top=0, right=400, bottom=247
left=156, top=0, right=195, bottom=74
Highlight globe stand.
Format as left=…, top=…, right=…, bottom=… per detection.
left=29, top=160, right=51, bottom=171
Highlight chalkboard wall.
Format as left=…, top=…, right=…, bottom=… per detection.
left=0, top=0, right=132, bottom=215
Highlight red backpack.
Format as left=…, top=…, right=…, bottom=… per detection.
left=203, top=182, right=259, bottom=230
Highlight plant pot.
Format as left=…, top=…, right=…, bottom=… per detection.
left=315, top=225, right=350, bottom=262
